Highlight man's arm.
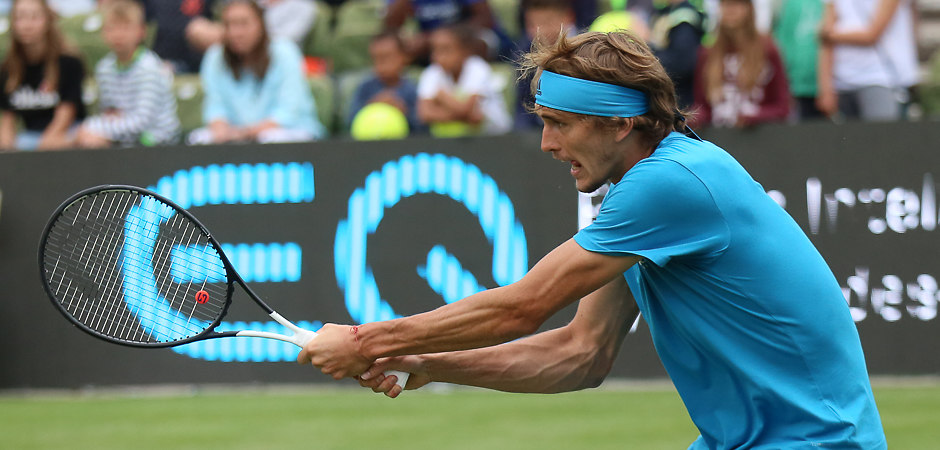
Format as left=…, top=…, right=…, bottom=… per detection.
left=822, top=0, right=901, bottom=47
left=298, top=238, right=640, bottom=379
left=361, top=275, right=640, bottom=397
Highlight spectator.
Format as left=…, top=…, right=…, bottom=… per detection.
left=383, top=0, right=514, bottom=64
left=75, top=0, right=179, bottom=148
left=0, top=0, right=85, bottom=151
left=188, top=0, right=324, bottom=145
left=691, top=0, right=789, bottom=128
left=773, top=0, right=824, bottom=121
left=648, top=0, right=706, bottom=109
left=417, top=23, right=511, bottom=137
left=141, top=0, right=223, bottom=74
left=514, top=0, right=576, bottom=130
left=258, top=0, right=318, bottom=47
left=348, top=31, right=422, bottom=135
left=817, top=0, right=919, bottom=121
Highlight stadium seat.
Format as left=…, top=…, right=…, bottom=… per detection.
left=920, top=49, right=940, bottom=119
left=59, top=12, right=110, bottom=71
left=308, top=74, right=337, bottom=135
left=0, top=16, right=8, bottom=61
left=334, top=68, right=372, bottom=133
left=303, top=0, right=384, bottom=73
left=174, top=74, right=204, bottom=133
left=490, top=0, right=521, bottom=42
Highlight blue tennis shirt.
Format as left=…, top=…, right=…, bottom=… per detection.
left=574, top=132, right=886, bottom=449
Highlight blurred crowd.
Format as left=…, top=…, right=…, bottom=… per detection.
left=0, top=0, right=923, bottom=151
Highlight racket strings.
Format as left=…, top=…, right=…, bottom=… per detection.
left=42, top=190, right=231, bottom=345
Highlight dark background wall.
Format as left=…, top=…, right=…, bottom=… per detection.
left=1, top=122, right=937, bottom=388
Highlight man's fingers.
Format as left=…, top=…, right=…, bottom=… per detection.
left=296, top=348, right=310, bottom=365
left=386, top=384, right=402, bottom=398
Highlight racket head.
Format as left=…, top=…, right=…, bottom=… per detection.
left=39, top=185, right=237, bottom=347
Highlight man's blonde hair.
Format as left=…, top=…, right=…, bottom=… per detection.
left=520, top=31, right=683, bottom=148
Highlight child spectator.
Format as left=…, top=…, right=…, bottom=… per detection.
left=188, top=0, right=324, bottom=144
left=513, top=0, right=576, bottom=130
left=817, top=0, right=919, bottom=121
left=691, top=0, right=789, bottom=128
left=76, top=0, right=180, bottom=148
left=648, top=0, right=705, bottom=109
left=141, top=0, right=223, bottom=74
left=348, top=31, right=422, bottom=135
left=0, top=0, right=85, bottom=151
left=417, top=23, right=511, bottom=137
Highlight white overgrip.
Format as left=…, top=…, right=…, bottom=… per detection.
left=265, top=312, right=410, bottom=391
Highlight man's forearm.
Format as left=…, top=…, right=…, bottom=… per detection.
left=421, top=327, right=608, bottom=394
left=357, top=283, right=544, bottom=361
left=354, top=240, right=633, bottom=362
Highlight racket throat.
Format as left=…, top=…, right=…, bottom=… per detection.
left=234, top=311, right=317, bottom=347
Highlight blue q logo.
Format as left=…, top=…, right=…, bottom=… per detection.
left=335, top=153, right=528, bottom=323
left=137, top=155, right=528, bottom=362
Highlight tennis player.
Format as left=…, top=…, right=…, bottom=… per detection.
left=299, top=31, right=887, bottom=449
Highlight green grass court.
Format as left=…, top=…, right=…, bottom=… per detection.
left=2, top=379, right=937, bottom=449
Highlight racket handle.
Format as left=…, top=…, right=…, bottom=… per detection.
left=270, top=315, right=412, bottom=393
left=385, top=370, right=410, bottom=390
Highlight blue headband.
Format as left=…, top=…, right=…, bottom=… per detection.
left=534, top=70, right=649, bottom=117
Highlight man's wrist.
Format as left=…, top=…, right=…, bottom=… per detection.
left=356, top=322, right=381, bottom=361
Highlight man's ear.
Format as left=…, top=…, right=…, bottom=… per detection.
left=613, top=117, right=634, bottom=143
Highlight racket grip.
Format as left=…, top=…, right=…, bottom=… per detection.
left=385, top=370, right=410, bottom=390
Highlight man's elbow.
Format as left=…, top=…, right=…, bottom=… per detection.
left=580, top=353, right=615, bottom=390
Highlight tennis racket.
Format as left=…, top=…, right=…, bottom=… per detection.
left=38, top=184, right=409, bottom=389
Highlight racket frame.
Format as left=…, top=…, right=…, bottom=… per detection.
left=38, top=184, right=314, bottom=348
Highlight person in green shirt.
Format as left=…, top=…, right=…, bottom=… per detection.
left=773, top=0, right=824, bottom=120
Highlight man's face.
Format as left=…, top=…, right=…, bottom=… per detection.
left=537, top=106, right=629, bottom=193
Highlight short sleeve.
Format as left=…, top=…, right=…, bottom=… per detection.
left=200, top=45, right=227, bottom=123
left=0, top=72, right=10, bottom=110
left=574, top=158, right=729, bottom=267
left=458, top=56, right=492, bottom=95
left=417, top=65, right=445, bottom=99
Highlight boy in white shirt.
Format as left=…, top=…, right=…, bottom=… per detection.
left=416, top=24, right=511, bottom=137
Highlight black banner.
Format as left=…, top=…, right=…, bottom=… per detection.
left=1, top=122, right=937, bottom=388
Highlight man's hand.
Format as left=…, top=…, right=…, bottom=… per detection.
left=359, top=355, right=430, bottom=398
left=297, top=324, right=373, bottom=379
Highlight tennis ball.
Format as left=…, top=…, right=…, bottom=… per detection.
left=350, top=102, right=410, bottom=140
left=589, top=11, right=635, bottom=33
left=430, top=121, right=476, bottom=138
